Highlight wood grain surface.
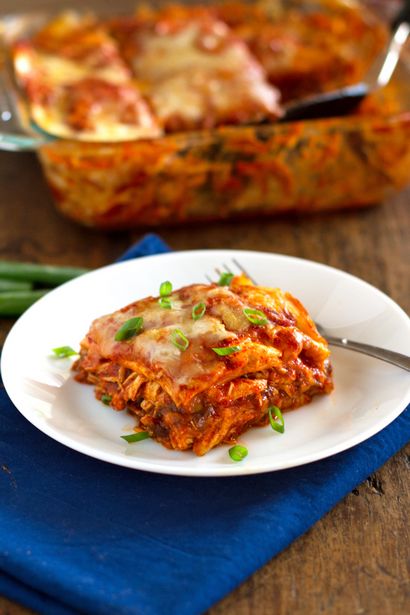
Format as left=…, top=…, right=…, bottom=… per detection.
left=1, top=151, right=409, bottom=615
left=1, top=0, right=410, bottom=613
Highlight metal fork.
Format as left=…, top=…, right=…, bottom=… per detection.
left=207, top=259, right=410, bottom=372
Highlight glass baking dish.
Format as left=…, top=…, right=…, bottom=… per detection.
left=0, top=0, right=409, bottom=229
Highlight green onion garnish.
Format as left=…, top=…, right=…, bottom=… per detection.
left=159, top=280, right=172, bottom=296
left=114, top=316, right=143, bottom=341
left=121, top=432, right=150, bottom=443
left=218, top=272, right=234, bottom=286
left=268, top=405, right=285, bottom=434
left=229, top=445, right=248, bottom=462
left=243, top=307, right=268, bottom=326
left=158, top=296, right=172, bottom=309
left=212, top=346, right=242, bottom=356
left=170, top=329, right=189, bottom=351
left=101, top=394, right=112, bottom=405
left=52, top=346, right=78, bottom=358
left=192, top=302, right=206, bottom=320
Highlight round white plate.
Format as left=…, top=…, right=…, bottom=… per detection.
left=2, top=250, right=410, bottom=476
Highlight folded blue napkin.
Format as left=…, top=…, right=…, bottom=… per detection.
left=1, top=233, right=409, bottom=615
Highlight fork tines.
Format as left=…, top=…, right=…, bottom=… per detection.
left=205, top=259, right=257, bottom=284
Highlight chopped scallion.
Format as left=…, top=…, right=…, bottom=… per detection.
left=218, top=272, right=234, bottom=286
left=101, top=394, right=112, bottom=405
left=268, top=405, right=285, bottom=434
left=121, top=432, right=150, bottom=443
left=212, top=346, right=241, bottom=356
left=229, top=445, right=248, bottom=462
left=158, top=296, right=172, bottom=309
left=52, top=346, right=78, bottom=358
left=243, top=307, right=268, bottom=326
left=170, top=329, right=189, bottom=351
left=114, top=316, right=143, bottom=341
left=159, top=280, right=172, bottom=296
left=192, top=301, right=206, bottom=320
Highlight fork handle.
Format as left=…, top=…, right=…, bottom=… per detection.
left=325, top=336, right=410, bottom=372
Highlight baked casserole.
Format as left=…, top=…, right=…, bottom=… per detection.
left=1, top=0, right=409, bottom=227
left=73, top=274, right=333, bottom=455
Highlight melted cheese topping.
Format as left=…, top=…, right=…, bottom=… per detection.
left=132, top=22, right=263, bottom=82
left=128, top=19, right=281, bottom=128
left=31, top=52, right=130, bottom=86
left=150, top=69, right=280, bottom=129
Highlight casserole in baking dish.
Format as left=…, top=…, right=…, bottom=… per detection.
left=1, top=0, right=409, bottom=228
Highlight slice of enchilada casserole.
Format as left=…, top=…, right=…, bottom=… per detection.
left=73, top=275, right=333, bottom=455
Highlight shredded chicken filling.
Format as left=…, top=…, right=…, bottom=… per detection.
left=75, top=354, right=332, bottom=455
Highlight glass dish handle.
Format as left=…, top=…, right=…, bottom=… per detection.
left=0, top=59, right=52, bottom=151
left=0, top=130, right=51, bottom=151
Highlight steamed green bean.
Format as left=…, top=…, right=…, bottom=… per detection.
left=0, top=261, right=88, bottom=285
left=0, top=290, right=49, bottom=316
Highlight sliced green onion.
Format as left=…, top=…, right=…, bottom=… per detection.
left=218, top=272, right=234, bottom=286
left=159, top=280, right=172, bottom=296
left=268, top=405, right=285, bottom=434
left=121, top=431, right=150, bottom=443
left=0, top=289, right=49, bottom=316
left=243, top=307, right=268, bottom=326
left=158, top=296, right=172, bottom=309
left=192, top=301, right=206, bottom=320
left=52, top=345, right=78, bottom=358
left=101, top=394, right=112, bottom=405
left=0, top=279, right=33, bottom=291
left=212, top=346, right=241, bottom=356
left=229, top=445, right=248, bottom=462
left=0, top=261, right=88, bottom=285
left=170, top=329, right=189, bottom=351
left=114, top=316, right=143, bottom=341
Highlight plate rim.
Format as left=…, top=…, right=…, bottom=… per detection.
left=2, top=249, right=410, bottom=477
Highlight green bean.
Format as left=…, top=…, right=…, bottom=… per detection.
left=0, top=279, right=33, bottom=291
left=0, top=290, right=49, bottom=316
left=0, top=261, right=89, bottom=285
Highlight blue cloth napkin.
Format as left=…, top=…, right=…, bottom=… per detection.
left=1, top=233, right=409, bottom=615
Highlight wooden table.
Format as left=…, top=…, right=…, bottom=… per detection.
left=1, top=154, right=409, bottom=615
left=1, top=1, right=409, bottom=613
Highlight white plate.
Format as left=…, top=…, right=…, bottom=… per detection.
left=2, top=250, right=410, bottom=477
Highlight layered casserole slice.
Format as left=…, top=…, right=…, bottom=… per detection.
left=108, top=5, right=282, bottom=131
left=73, top=275, right=333, bottom=455
left=12, top=12, right=160, bottom=140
